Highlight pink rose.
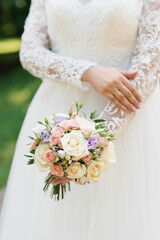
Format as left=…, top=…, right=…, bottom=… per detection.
left=49, top=143, right=53, bottom=148
left=59, top=120, right=70, bottom=131
left=82, top=152, right=92, bottom=164
left=51, top=127, right=64, bottom=137
left=50, top=165, right=64, bottom=177
left=58, top=139, right=62, bottom=149
left=69, top=119, right=79, bottom=129
left=98, top=137, right=109, bottom=147
left=71, top=112, right=77, bottom=119
left=29, top=140, right=38, bottom=151
left=81, top=128, right=90, bottom=135
left=50, top=135, right=60, bottom=145
left=44, top=150, right=56, bottom=163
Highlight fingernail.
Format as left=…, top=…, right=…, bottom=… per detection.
left=122, top=106, right=127, bottom=111
left=139, top=97, right=143, bottom=102
left=131, top=106, right=136, bottom=112
left=136, top=104, right=141, bottom=109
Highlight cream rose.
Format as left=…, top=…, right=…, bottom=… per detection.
left=100, top=142, right=117, bottom=168
left=67, top=162, right=86, bottom=178
left=34, top=144, right=50, bottom=172
left=87, top=161, right=105, bottom=183
left=61, top=130, right=89, bottom=160
left=75, top=116, right=95, bottom=132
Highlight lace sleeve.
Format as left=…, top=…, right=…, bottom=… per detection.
left=99, top=0, right=160, bottom=137
left=19, top=0, right=98, bottom=90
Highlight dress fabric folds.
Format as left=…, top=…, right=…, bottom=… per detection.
left=0, top=0, right=160, bottom=239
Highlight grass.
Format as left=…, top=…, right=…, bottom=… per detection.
left=0, top=38, right=21, bottom=54
left=0, top=65, right=40, bottom=189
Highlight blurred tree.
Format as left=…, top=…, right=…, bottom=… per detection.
left=0, top=0, right=31, bottom=38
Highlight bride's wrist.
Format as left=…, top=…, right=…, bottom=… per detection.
left=81, top=65, right=99, bottom=83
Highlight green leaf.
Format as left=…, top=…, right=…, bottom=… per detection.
left=78, top=159, right=85, bottom=164
left=37, top=121, right=47, bottom=127
left=24, top=154, right=32, bottom=158
left=90, top=111, right=98, bottom=119
left=27, top=159, right=34, bottom=165
left=94, top=119, right=106, bottom=123
left=28, top=136, right=34, bottom=140
left=45, top=117, right=49, bottom=124
left=30, top=150, right=35, bottom=154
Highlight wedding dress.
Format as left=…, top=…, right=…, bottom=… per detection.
left=0, top=0, right=160, bottom=239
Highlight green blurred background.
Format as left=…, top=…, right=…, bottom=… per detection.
left=0, top=0, right=40, bottom=189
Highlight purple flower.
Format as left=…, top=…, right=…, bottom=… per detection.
left=72, top=160, right=77, bottom=164
left=54, top=115, right=67, bottom=124
left=87, top=137, right=98, bottom=150
left=41, top=132, right=50, bottom=143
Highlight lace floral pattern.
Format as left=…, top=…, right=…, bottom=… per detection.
left=19, top=0, right=98, bottom=90
left=100, top=0, right=160, bottom=137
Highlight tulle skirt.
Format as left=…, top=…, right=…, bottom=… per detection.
left=0, top=79, right=160, bottom=240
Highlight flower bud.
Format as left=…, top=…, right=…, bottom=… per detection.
left=100, top=132, right=109, bottom=137
left=65, top=155, right=71, bottom=161
left=69, top=103, right=74, bottom=116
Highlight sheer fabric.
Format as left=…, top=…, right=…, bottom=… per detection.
left=0, top=1, right=160, bottom=240
left=19, top=0, right=98, bottom=91
left=100, top=0, right=160, bottom=137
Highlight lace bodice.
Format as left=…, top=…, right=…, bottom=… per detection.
left=19, top=0, right=160, bottom=137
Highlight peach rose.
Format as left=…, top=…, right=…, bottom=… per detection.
left=51, top=127, right=64, bottom=137
left=50, top=165, right=64, bottom=177
left=98, top=137, right=109, bottom=147
left=44, top=150, right=55, bottom=163
left=50, top=135, right=60, bottom=145
left=82, top=152, right=92, bottom=164
left=59, top=120, right=70, bottom=131
left=29, top=140, right=38, bottom=151
left=69, top=119, right=80, bottom=129
left=71, top=112, right=77, bottom=119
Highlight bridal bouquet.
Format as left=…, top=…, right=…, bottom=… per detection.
left=25, top=102, right=117, bottom=201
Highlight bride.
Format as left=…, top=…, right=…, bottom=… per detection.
left=0, top=0, right=160, bottom=239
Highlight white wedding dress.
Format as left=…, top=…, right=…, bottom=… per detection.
left=0, top=0, right=160, bottom=239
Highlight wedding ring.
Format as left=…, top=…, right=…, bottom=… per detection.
left=113, top=89, right=120, bottom=95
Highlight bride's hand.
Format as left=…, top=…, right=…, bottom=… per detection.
left=81, top=66, right=143, bottom=112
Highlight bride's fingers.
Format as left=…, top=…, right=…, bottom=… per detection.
left=112, top=89, right=137, bottom=112
left=122, top=77, right=143, bottom=102
left=120, top=70, right=138, bottom=79
left=117, top=83, right=141, bottom=109
left=106, top=92, right=127, bottom=111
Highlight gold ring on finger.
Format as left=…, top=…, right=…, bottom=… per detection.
left=113, top=89, right=120, bottom=96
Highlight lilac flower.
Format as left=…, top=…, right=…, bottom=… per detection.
left=72, top=160, right=77, bottom=164
left=41, top=132, right=50, bottom=143
left=87, top=137, right=98, bottom=150
left=54, top=115, right=67, bottom=124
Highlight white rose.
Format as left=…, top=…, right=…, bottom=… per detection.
left=100, top=142, right=117, bottom=168
left=87, top=161, right=105, bottom=183
left=58, top=150, right=66, bottom=159
left=76, top=116, right=95, bottom=132
left=67, top=162, right=86, bottom=178
left=32, top=123, right=46, bottom=135
left=61, top=130, right=89, bottom=160
left=34, top=143, right=50, bottom=172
